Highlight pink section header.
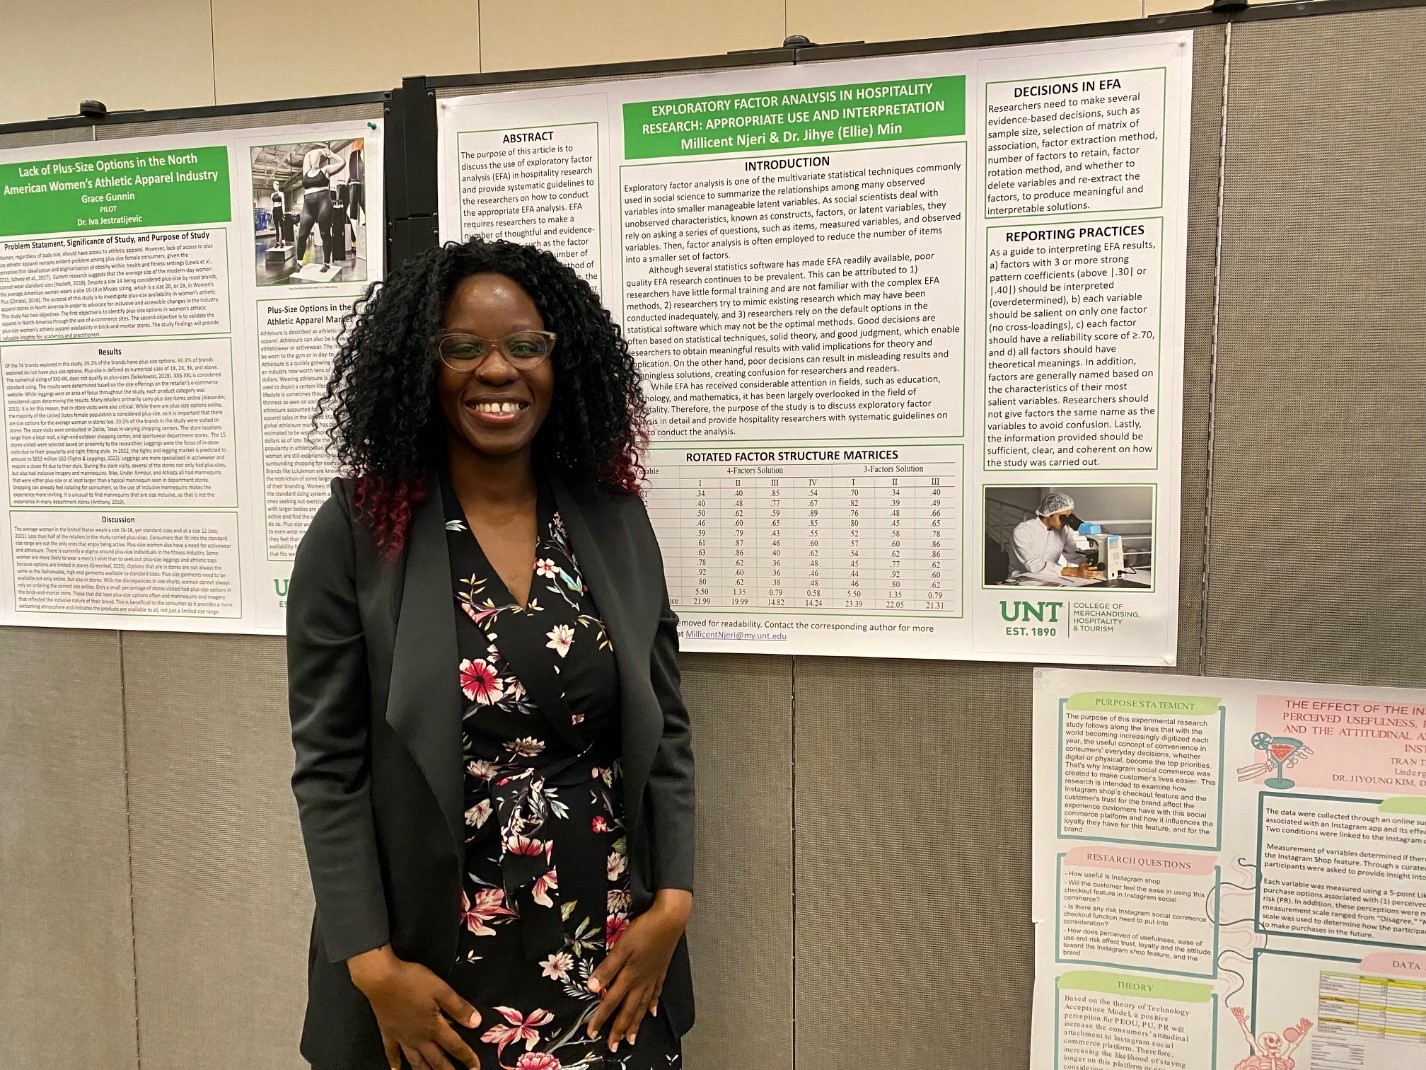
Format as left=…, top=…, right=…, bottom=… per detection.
left=1064, top=846, right=1215, bottom=875
left=1249, top=695, right=1426, bottom=794
left=1360, top=952, right=1426, bottom=978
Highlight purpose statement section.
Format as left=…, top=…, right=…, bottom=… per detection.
left=456, top=124, right=603, bottom=292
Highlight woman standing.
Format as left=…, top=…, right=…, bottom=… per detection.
left=287, top=239, right=694, bottom=1070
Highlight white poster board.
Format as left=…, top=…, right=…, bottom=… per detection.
left=1034, top=667, right=1426, bottom=1070
left=438, top=32, right=1193, bottom=662
left=0, top=119, right=383, bottom=632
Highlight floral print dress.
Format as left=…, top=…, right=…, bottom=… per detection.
left=441, top=472, right=681, bottom=1070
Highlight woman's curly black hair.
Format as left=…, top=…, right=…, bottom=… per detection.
left=316, top=238, right=647, bottom=556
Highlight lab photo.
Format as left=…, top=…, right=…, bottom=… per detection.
left=251, top=138, right=367, bottom=286
left=984, top=485, right=1155, bottom=589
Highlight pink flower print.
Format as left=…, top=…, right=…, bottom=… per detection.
left=539, top=951, right=574, bottom=983
left=591, top=815, right=609, bottom=833
left=590, top=766, right=605, bottom=780
left=605, top=913, right=629, bottom=948
left=460, top=658, right=504, bottom=705
left=535, top=558, right=558, bottom=580
left=462, top=600, right=502, bottom=628
left=465, top=799, right=493, bottom=829
left=506, top=835, right=547, bottom=858
left=481, top=1007, right=554, bottom=1056
left=607, top=888, right=632, bottom=914
left=505, top=736, right=545, bottom=758
left=516, top=1051, right=562, bottom=1070
left=461, top=887, right=516, bottom=937
left=606, top=848, right=627, bottom=882
left=532, top=868, right=559, bottom=908
left=545, top=624, right=574, bottom=658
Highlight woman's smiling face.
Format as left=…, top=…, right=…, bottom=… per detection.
left=436, top=272, right=555, bottom=462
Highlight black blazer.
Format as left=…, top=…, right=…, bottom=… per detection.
left=286, top=471, right=695, bottom=1065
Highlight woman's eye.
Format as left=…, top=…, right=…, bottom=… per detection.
left=448, top=342, right=482, bottom=357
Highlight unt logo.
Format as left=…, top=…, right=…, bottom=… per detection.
left=999, top=599, right=1063, bottom=623
left=274, top=578, right=290, bottom=598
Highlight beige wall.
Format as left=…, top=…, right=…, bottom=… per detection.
left=211, top=0, right=482, bottom=102
left=5, top=0, right=1322, bottom=125
left=5, top=0, right=215, bottom=126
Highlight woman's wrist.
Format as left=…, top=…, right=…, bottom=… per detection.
left=346, top=943, right=398, bottom=992
left=649, top=888, right=693, bottom=927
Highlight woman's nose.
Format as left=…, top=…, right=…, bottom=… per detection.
left=476, top=350, right=519, bottom=382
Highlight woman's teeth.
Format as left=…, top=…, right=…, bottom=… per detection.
left=473, top=401, right=526, bottom=414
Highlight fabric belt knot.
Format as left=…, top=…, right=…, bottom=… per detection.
left=490, top=767, right=561, bottom=962
left=474, top=748, right=617, bottom=962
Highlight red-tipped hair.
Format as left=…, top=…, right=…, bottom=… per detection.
left=352, top=471, right=427, bottom=561
left=602, top=414, right=649, bottom=496
left=354, top=414, right=645, bottom=556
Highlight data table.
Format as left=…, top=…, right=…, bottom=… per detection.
left=1314, top=970, right=1426, bottom=1069
left=644, top=446, right=964, bottom=617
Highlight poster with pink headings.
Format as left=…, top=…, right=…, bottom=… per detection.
left=1033, top=668, right=1426, bottom=1070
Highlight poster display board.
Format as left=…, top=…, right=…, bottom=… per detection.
left=1034, top=668, right=1426, bottom=1070
left=0, top=119, right=382, bottom=632
left=438, top=32, right=1193, bottom=662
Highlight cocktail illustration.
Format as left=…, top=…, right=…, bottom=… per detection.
left=1237, top=732, right=1309, bottom=789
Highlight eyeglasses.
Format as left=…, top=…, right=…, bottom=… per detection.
left=435, top=331, right=557, bottom=372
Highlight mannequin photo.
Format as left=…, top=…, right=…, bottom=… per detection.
left=250, top=138, right=367, bottom=286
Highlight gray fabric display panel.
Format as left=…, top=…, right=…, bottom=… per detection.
left=0, top=628, right=136, bottom=1069
left=674, top=655, right=795, bottom=1070
left=92, top=103, right=382, bottom=142
left=1175, top=24, right=1228, bottom=674
left=1208, top=9, right=1426, bottom=688
left=794, top=659, right=1036, bottom=1069
left=0, top=127, right=89, bottom=151
left=121, top=633, right=311, bottom=1068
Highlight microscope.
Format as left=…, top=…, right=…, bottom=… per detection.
left=1066, top=516, right=1124, bottom=581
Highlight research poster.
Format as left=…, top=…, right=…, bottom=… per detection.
left=438, top=32, right=1193, bottom=661
left=0, top=120, right=382, bottom=632
left=1033, top=668, right=1426, bottom=1070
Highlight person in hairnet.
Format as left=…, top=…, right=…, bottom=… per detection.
left=1008, top=491, right=1102, bottom=583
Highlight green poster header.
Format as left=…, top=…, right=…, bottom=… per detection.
left=1058, top=971, right=1214, bottom=1003
left=1381, top=797, right=1426, bottom=815
left=0, top=146, right=231, bottom=237
left=623, top=76, right=966, bottom=159
left=1065, top=692, right=1221, bottom=717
